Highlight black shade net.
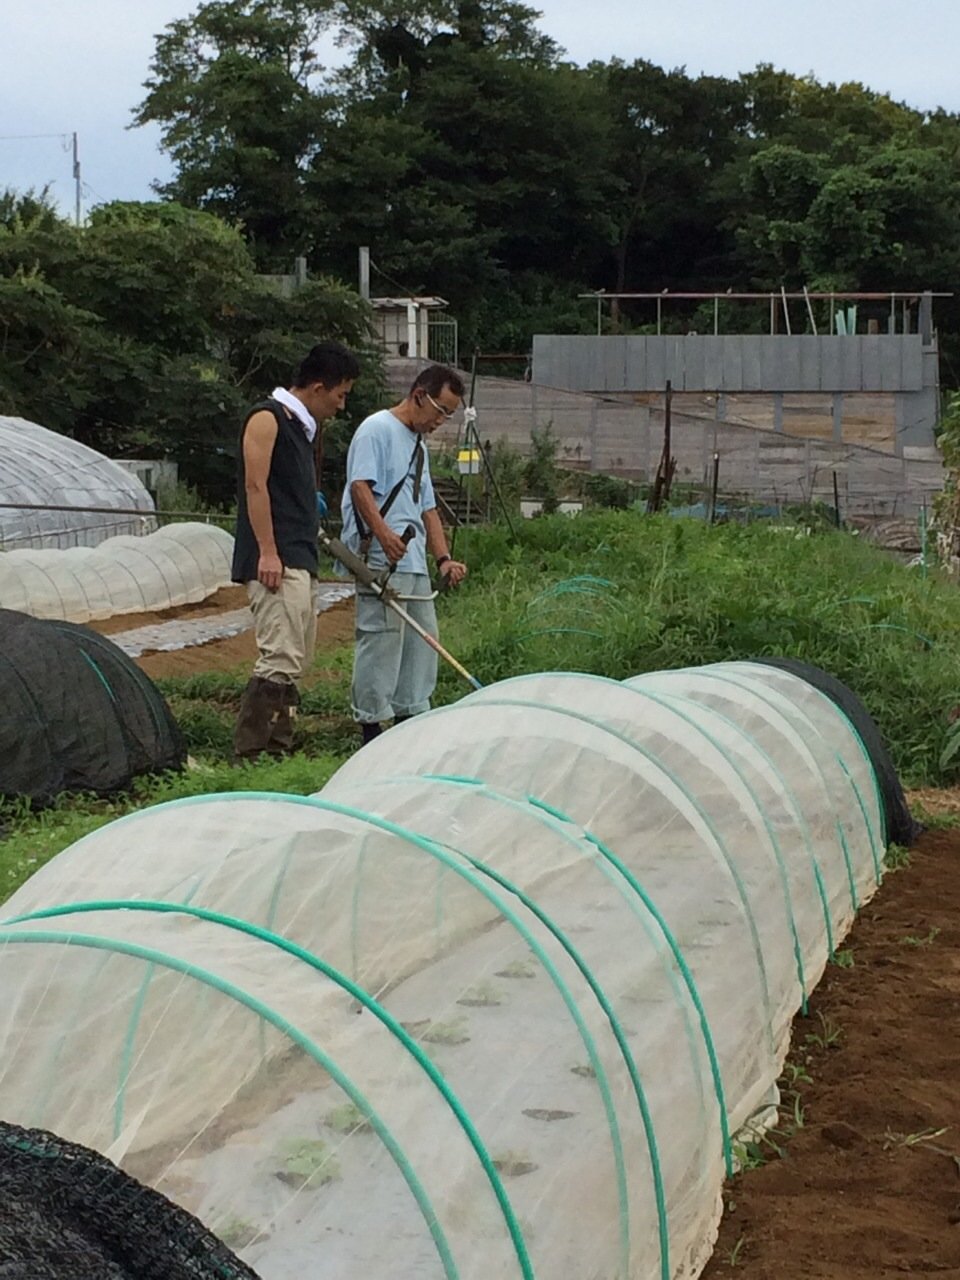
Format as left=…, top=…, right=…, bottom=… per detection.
left=0, top=1120, right=260, bottom=1280
left=0, top=609, right=184, bottom=802
left=755, top=657, right=921, bottom=847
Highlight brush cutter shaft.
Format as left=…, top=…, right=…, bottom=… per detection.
left=319, top=531, right=483, bottom=691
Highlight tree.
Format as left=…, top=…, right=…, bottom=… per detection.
left=129, top=7, right=960, bottom=360
left=588, top=59, right=747, bottom=315
left=806, top=144, right=960, bottom=287
left=732, top=143, right=827, bottom=283
left=133, top=0, right=579, bottom=348
left=334, top=0, right=560, bottom=93
left=0, top=195, right=120, bottom=437
left=0, top=188, right=63, bottom=235
left=0, top=198, right=380, bottom=501
left=308, top=29, right=613, bottom=348
left=729, top=137, right=960, bottom=293
left=0, top=272, right=104, bottom=433
left=133, top=0, right=337, bottom=267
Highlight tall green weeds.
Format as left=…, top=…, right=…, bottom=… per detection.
left=435, top=511, right=960, bottom=787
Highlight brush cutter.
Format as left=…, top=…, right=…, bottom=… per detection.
left=319, top=525, right=483, bottom=691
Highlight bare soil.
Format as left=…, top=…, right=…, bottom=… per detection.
left=88, top=586, right=250, bottom=636
left=84, top=588, right=356, bottom=680
left=703, top=809, right=960, bottom=1280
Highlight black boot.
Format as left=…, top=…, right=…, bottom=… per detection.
left=359, top=721, right=382, bottom=746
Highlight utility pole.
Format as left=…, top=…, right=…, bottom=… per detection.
left=72, top=132, right=81, bottom=227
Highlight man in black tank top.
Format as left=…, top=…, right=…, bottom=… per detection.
left=232, top=341, right=359, bottom=760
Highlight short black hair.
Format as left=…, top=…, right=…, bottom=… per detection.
left=410, top=365, right=465, bottom=399
left=293, top=341, right=361, bottom=388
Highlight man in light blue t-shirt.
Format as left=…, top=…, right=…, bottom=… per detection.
left=342, top=365, right=468, bottom=744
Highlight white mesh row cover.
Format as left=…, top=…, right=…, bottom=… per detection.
left=0, top=417, right=156, bottom=551
left=0, top=523, right=235, bottom=622
left=0, top=663, right=886, bottom=1280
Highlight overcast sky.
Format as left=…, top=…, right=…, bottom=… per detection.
left=3, top=0, right=957, bottom=219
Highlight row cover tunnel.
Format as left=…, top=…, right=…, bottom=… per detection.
left=0, top=662, right=897, bottom=1278
left=0, top=522, right=234, bottom=623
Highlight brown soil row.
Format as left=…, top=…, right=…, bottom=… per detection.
left=84, top=589, right=356, bottom=680
left=702, top=814, right=960, bottom=1279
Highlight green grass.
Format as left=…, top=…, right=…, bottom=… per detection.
left=4, top=507, right=960, bottom=900
left=438, top=511, right=960, bottom=788
left=1, top=751, right=346, bottom=898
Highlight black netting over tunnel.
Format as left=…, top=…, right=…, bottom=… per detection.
left=0, top=1120, right=260, bottom=1280
left=753, top=657, right=920, bottom=846
left=0, top=609, right=184, bottom=801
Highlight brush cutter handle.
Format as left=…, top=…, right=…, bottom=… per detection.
left=387, top=524, right=416, bottom=569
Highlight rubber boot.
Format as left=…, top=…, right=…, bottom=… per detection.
left=233, top=677, right=294, bottom=762
left=268, top=683, right=301, bottom=755
left=359, top=721, right=382, bottom=746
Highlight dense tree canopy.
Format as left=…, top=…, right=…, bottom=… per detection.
left=0, top=195, right=380, bottom=500
left=125, top=0, right=960, bottom=350
left=6, top=0, right=960, bottom=499
left=133, top=1, right=336, bottom=265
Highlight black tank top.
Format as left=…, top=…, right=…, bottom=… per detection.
left=231, top=398, right=318, bottom=583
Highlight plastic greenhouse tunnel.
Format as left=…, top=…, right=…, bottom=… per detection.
left=0, top=660, right=912, bottom=1279
left=0, top=415, right=155, bottom=551
left=0, top=522, right=235, bottom=623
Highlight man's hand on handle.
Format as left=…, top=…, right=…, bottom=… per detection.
left=257, top=552, right=284, bottom=593
left=439, top=559, right=467, bottom=588
left=379, top=527, right=410, bottom=565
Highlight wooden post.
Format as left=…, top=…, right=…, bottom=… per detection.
left=663, top=379, right=673, bottom=504
left=920, top=291, right=933, bottom=344
left=647, top=380, right=675, bottom=513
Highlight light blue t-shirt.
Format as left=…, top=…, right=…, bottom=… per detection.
left=340, top=409, right=436, bottom=575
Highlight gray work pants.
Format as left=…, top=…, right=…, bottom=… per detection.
left=351, top=572, right=438, bottom=723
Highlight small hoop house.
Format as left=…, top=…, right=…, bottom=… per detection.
left=0, top=523, right=235, bottom=623
left=0, top=662, right=906, bottom=1278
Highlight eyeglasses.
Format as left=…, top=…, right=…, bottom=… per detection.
left=424, top=392, right=459, bottom=420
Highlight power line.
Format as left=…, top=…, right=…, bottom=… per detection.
left=369, top=257, right=420, bottom=299
left=0, top=132, right=72, bottom=142
left=0, top=130, right=81, bottom=225
left=81, top=179, right=109, bottom=206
